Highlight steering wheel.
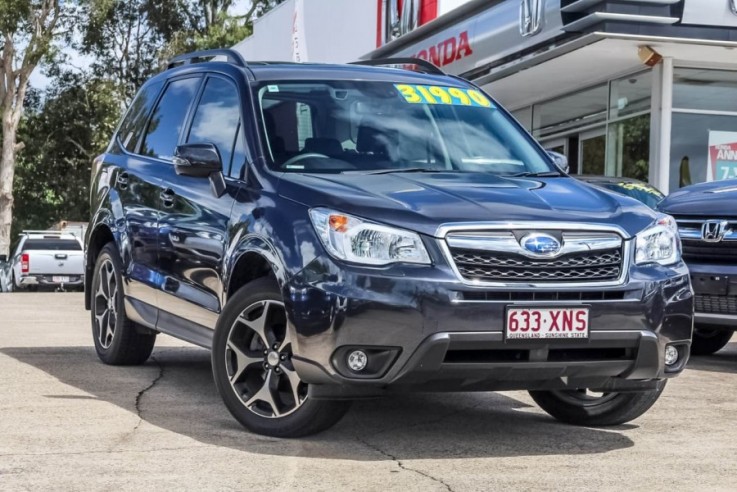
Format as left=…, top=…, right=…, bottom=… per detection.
left=282, top=153, right=329, bottom=169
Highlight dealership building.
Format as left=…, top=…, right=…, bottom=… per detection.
left=235, top=0, right=737, bottom=194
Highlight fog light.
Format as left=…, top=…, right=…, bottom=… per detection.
left=347, top=350, right=368, bottom=372
left=665, top=345, right=679, bottom=366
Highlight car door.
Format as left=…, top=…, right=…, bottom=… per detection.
left=133, top=75, right=204, bottom=329
left=104, top=80, right=165, bottom=318
left=155, top=74, right=244, bottom=332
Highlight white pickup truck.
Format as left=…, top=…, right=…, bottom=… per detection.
left=5, top=231, right=84, bottom=292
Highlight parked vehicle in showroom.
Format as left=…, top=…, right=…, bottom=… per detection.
left=7, top=231, right=84, bottom=292
left=659, top=179, right=737, bottom=355
left=576, top=176, right=664, bottom=209
left=84, top=50, right=693, bottom=437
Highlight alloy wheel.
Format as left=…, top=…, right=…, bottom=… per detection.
left=93, top=259, right=118, bottom=349
left=225, top=299, right=306, bottom=418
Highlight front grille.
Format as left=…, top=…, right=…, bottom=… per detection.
left=695, top=294, right=737, bottom=315
left=458, top=290, right=630, bottom=302
left=450, top=248, right=622, bottom=283
left=682, top=240, right=737, bottom=264
left=675, top=217, right=737, bottom=264
left=443, top=348, right=632, bottom=364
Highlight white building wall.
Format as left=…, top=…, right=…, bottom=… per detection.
left=233, top=0, right=377, bottom=63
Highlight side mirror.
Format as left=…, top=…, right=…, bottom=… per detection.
left=174, top=143, right=223, bottom=178
left=0, top=255, right=6, bottom=263
left=547, top=151, right=570, bottom=174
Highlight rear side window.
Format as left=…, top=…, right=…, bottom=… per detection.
left=22, top=239, right=82, bottom=251
left=187, top=77, right=243, bottom=175
left=141, top=77, right=201, bottom=160
left=117, top=81, right=164, bottom=152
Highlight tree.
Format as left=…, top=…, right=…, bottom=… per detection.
left=0, top=0, right=64, bottom=257
left=12, top=71, right=119, bottom=240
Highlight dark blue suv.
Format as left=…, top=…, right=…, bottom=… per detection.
left=84, top=50, right=693, bottom=437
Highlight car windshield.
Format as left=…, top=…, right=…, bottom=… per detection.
left=256, top=81, right=555, bottom=175
left=599, top=182, right=665, bottom=209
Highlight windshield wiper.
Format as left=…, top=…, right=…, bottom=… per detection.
left=346, top=168, right=451, bottom=175
left=505, top=171, right=564, bottom=178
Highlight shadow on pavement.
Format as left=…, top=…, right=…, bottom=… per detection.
left=686, top=342, right=737, bottom=375
left=1, top=346, right=635, bottom=460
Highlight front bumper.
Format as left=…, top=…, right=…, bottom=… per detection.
left=686, top=262, right=737, bottom=329
left=286, top=256, right=694, bottom=399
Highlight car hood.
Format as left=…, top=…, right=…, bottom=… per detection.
left=278, top=172, right=656, bottom=238
left=659, top=179, right=737, bottom=216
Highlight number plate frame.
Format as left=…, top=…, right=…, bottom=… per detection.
left=52, top=276, right=70, bottom=283
left=504, top=305, right=590, bottom=341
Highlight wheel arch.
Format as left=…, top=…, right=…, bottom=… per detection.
left=225, top=235, right=287, bottom=303
left=85, top=223, right=116, bottom=310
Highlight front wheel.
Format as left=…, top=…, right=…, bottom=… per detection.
left=529, top=381, right=666, bottom=426
left=212, top=277, right=350, bottom=437
left=691, top=325, right=734, bottom=355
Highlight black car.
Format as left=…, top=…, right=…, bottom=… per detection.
left=576, top=175, right=665, bottom=209
left=659, top=179, right=737, bottom=355
left=84, top=50, right=693, bottom=437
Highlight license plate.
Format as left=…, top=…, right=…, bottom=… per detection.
left=506, top=307, right=589, bottom=339
left=52, top=276, right=70, bottom=283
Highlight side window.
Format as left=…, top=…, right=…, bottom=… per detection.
left=187, top=77, right=244, bottom=176
left=141, top=77, right=201, bottom=160
left=230, top=123, right=247, bottom=179
left=117, top=80, right=164, bottom=152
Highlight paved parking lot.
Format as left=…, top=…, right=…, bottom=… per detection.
left=1, top=293, right=736, bottom=491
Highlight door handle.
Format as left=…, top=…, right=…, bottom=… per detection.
left=117, top=172, right=129, bottom=189
left=160, top=189, right=175, bottom=208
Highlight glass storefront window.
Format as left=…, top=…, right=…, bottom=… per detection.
left=674, top=69, right=737, bottom=113
left=580, top=132, right=606, bottom=175
left=606, top=114, right=650, bottom=182
left=670, top=112, right=737, bottom=191
left=532, top=84, right=607, bottom=138
left=610, top=71, right=652, bottom=119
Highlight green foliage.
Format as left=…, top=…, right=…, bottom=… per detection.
left=12, top=73, right=120, bottom=239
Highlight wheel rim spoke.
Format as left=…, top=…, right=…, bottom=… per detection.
left=227, top=341, right=262, bottom=383
left=245, top=370, right=281, bottom=417
left=94, top=259, right=117, bottom=349
left=280, top=366, right=303, bottom=406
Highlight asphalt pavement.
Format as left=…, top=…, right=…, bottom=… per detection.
left=1, top=293, right=736, bottom=491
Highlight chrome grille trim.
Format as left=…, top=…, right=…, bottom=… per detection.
left=437, top=222, right=630, bottom=288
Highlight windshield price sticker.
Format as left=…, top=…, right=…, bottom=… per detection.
left=394, top=84, right=494, bottom=108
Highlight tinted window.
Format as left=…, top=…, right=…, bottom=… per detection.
left=22, top=239, right=82, bottom=251
left=141, top=77, right=201, bottom=160
left=117, top=81, right=164, bottom=152
left=187, top=77, right=242, bottom=174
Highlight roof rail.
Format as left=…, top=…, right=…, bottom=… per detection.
left=167, top=49, right=248, bottom=70
left=350, top=57, right=445, bottom=76
left=21, top=230, right=66, bottom=235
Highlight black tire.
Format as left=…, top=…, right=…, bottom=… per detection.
left=691, top=325, right=734, bottom=356
left=529, top=381, right=666, bottom=427
left=212, top=276, right=350, bottom=437
left=91, top=243, right=156, bottom=365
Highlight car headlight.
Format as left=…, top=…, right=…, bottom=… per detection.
left=309, top=208, right=431, bottom=266
left=635, top=214, right=681, bottom=266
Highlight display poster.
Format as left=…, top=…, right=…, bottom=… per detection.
left=708, top=131, right=737, bottom=182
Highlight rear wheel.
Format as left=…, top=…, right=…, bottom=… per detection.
left=529, top=381, right=666, bottom=426
left=91, top=243, right=156, bottom=365
left=691, top=325, right=734, bottom=355
left=212, top=277, right=350, bottom=437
